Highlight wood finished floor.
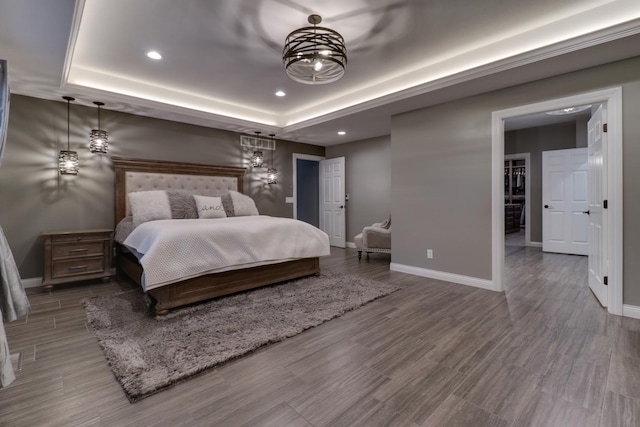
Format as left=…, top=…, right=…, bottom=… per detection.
left=2, top=231, right=640, bottom=426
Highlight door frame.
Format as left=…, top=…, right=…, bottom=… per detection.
left=504, top=153, right=531, bottom=246
left=491, top=87, right=623, bottom=316
left=292, top=153, right=325, bottom=220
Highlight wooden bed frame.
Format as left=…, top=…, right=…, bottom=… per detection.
left=112, top=156, right=320, bottom=315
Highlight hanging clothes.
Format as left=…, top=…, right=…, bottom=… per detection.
left=0, top=225, right=30, bottom=388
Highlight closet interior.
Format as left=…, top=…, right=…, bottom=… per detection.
left=505, top=158, right=526, bottom=234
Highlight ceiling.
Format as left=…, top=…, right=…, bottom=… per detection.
left=2, top=0, right=640, bottom=146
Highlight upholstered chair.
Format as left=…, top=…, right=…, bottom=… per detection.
left=353, top=217, right=391, bottom=260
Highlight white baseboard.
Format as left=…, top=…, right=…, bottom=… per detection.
left=390, top=263, right=496, bottom=291
left=346, top=241, right=356, bottom=249
left=623, top=304, right=640, bottom=319
left=528, top=241, right=542, bottom=247
left=21, top=277, right=42, bottom=289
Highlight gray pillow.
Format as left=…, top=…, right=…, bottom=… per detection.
left=380, top=216, right=391, bottom=229
left=229, top=190, right=259, bottom=216
left=166, top=190, right=198, bottom=219
left=220, top=193, right=235, bottom=217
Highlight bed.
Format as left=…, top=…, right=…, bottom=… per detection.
left=112, top=156, right=329, bottom=315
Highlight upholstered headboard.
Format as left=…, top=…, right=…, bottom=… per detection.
left=111, top=157, right=246, bottom=225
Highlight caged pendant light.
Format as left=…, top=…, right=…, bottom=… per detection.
left=283, top=14, right=347, bottom=85
left=266, top=134, right=278, bottom=185
left=58, top=96, right=79, bottom=175
left=251, top=131, right=264, bottom=168
left=89, top=101, right=108, bottom=153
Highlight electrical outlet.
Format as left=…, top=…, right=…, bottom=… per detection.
left=427, top=249, right=433, bottom=259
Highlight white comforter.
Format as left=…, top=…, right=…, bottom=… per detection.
left=123, top=216, right=330, bottom=290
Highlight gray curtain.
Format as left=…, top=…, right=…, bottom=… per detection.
left=1, top=224, right=30, bottom=388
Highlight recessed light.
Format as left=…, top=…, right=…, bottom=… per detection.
left=275, top=91, right=286, bottom=97
left=545, top=104, right=591, bottom=115
left=337, top=131, right=346, bottom=135
left=146, top=51, right=162, bottom=60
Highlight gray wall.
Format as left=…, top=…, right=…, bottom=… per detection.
left=505, top=122, right=577, bottom=243
left=391, top=55, right=640, bottom=305
left=326, top=136, right=391, bottom=243
left=0, top=95, right=324, bottom=279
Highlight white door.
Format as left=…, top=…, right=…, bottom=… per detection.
left=542, top=148, right=589, bottom=255
left=319, top=157, right=346, bottom=248
left=588, top=105, right=607, bottom=307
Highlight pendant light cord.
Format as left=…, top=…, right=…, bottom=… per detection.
left=66, top=98, right=70, bottom=151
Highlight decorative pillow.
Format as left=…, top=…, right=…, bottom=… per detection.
left=114, top=216, right=135, bottom=243
left=166, top=190, right=198, bottom=219
left=128, top=190, right=171, bottom=227
left=219, top=193, right=235, bottom=217
left=228, top=190, right=259, bottom=216
left=194, top=195, right=228, bottom=219
left=380, top=215, right=391, bottom=229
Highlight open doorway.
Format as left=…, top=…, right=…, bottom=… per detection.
left=293, top=153, right=324, bottom=226
left=491, top=88, right=623, bottom=315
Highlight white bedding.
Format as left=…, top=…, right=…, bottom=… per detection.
left=123, top=216, right=330, bottom=290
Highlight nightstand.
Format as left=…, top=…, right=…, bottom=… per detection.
left=41, top=229, right=113, bottom=291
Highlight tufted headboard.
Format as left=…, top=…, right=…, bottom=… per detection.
left=111, top=157, right=246, bottom=225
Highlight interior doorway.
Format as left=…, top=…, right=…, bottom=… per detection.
left=492, top=87, right=623, bottom=316
left=293, top=153, right=324, bottom=225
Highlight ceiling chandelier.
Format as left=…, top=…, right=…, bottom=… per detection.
left=283, top=14, right=347, bottom=85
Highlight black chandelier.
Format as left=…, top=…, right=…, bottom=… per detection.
left=89, top=101, right=108, bottom=154
left=58, top=96, right=79, bottom=175
left=266, top=134, right=278, bottom=185
left=283, top=14, right=347, bottom=85
left=251, top=131, right=264, bottom=168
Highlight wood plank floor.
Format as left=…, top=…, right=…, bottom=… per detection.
left=2, top=232, right=640, bottom=426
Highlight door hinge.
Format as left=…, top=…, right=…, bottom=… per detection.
left=603, top=123, right=608, bottom=132
left=603, top=200, right=608, bottom=209
left=603, top=276, right=608, bottom=286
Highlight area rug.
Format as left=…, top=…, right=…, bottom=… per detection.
left=83, top=271, right=399, bottom=402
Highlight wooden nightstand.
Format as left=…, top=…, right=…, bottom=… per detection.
left=41, top=229, right=113, bottom=291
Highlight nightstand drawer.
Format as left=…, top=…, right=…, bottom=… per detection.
left=51, top=258, right=106, bottom=279
left=52, top=242, right=104, bottom=259
left=51, top=233, right=109, bottom=243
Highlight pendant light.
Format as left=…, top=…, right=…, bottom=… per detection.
left=89, top=101, right=108, bottom=153
left=283, top=14, right=347, bottom=84
left=266, top=134, right=278, bottom=185
left=251, top=131, right=264, bottom=168
left=58, top=96, right=79, bottom=175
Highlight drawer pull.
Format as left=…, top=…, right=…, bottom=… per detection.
left=68, top=265, right=88, bottom=271
left=69, top=248, right=89, bottom=253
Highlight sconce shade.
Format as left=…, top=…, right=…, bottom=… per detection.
left=90, top=101, right=108, bottom=153
left=251, top=150, right=264, bottom=168
left=58, top=150, right=79, bottom=175
left=59, top=96, right=78, bottom=175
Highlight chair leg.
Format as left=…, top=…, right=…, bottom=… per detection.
left=358, top=251, right=362, bottom=260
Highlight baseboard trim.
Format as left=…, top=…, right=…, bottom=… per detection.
left=623, top=304, right=640, bottom=319
left=389, top=263, right=496, bottom=292
left=22, top=277, right=42, bottom=289
left=528, top=242, right=542, bottom=247
left=346, top=241, right=356, bottom=249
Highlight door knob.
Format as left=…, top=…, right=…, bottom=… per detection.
left=583, top=210, right=590, bottom=215
left=339, top=205, right=344, bottom=209
left=544, top=205, right=550, bottom=208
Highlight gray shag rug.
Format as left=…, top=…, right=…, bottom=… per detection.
left=83, top=271, right=399, bottom=402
